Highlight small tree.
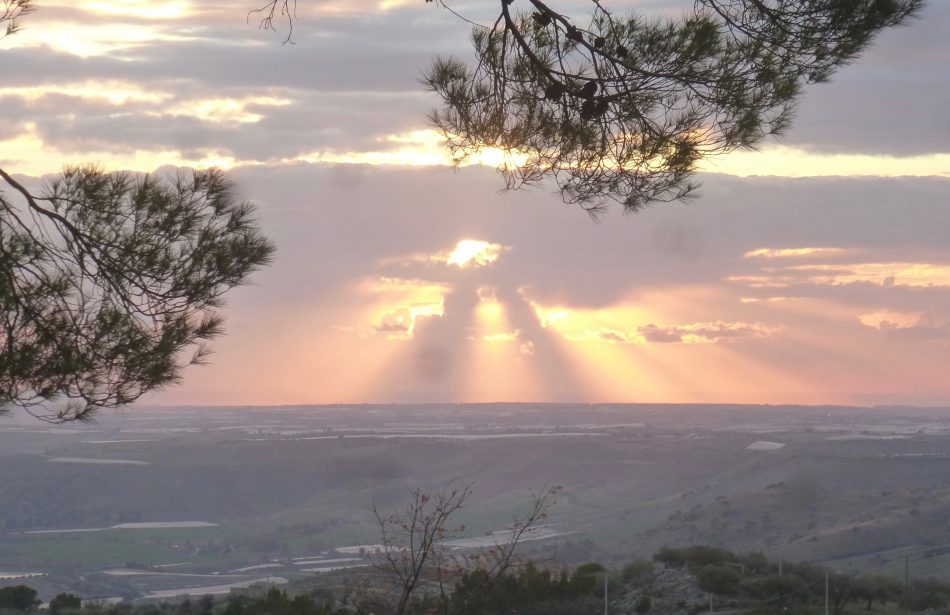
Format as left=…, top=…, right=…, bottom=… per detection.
left=828, top=571, right=855, bottom=615
left=49, top=592, right=81, bottom=614
left=696, top=564, right=742, bottom=595
left=0, top=584, right=40, bottom=611
left=370, top=483, right=473, bottom=615
left=368, top=482, right=559, bottom=615
left=621, top=559, right=655, bottom=587
left=900, top=578, right=950, bottom=612
left=740, top=573, right=810, bottom=609
left=569, top=562, right=607, bottom=595
left=850, top=574, right=902, bottom=611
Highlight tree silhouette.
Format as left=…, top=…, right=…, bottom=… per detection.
left=254, top=0, right=923, bottom=213
left=1, top=2, right=273, bottom=422
left=365, top=483, right=559, bottom=615
left=0, top=167, right=274, bottom=422
left=424, top=0, right=922, bottom=212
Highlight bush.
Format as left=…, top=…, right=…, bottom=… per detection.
left=622, top=560, right=655, bottom=586
left=696, top=565, right=742, bottom=595
left=681, top=546, right=734, bottom=568
left=50, top=593, right=82, bottom=614
left=740, top=574, right=810, bottom=606
left=569, top=562, right=606, bottom=595
left=654, top=546, right=687, bottom=568
left=654, top=546, right=735, bottom=570
left=0, top=585, right=40, bottom=611
left=900, top=579, right=950, bottom=611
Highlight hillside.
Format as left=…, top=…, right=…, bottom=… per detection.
left=2, top=404, right=950, bottom=600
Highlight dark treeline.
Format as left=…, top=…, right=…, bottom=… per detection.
left=5, top=546, right=950, bottom=615
left=654, top=545, right=947, bottom=615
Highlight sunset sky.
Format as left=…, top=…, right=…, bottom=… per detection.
left=2, top=0, right=949, bottom=407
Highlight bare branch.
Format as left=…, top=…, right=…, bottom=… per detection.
left=249, top=0, right=297, bottom=44
left=1, top=0, right=33, bottom=39
left=368, top=482, right=472, bottom=615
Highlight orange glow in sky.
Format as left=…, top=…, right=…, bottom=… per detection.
left=5, top=1, right=949, bottom=408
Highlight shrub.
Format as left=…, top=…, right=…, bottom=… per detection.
left=696, top=565, right=742, bottom=595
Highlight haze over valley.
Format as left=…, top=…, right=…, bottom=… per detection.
left=4, top=404, right=950, bottom=602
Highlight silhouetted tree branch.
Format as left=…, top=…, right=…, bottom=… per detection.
left=1, top=10, right=274, bottom=422
left=0, top=167, right=274, bottom=422
left=1, top=0, right=32, bottom=39
left=370, top=483, right=472, bottom=615
left=366, top=482, right=559, bottom=615
left=250, top=0, right=297, bottom=44
left=251, top=0, right=923, bottom=214
left=424, top=0, right=923, bottom=213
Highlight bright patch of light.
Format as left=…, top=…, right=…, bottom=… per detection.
left=194, top=152, right=240, bottom=170
left=744, top=247, right=849, bottom=259
left=732, top=262, right=950, bottom=288
left=858, top=309, right=922, bottom=331
left=362, top=277, right=451, bottom=339
left=483, top=330, right=520, bottom=343
left=0, top=123, right=241, bottom=175
left=527, top=294, right=773, bottom=345
left=447, top=240, right=504, bottom=268
left=303, top=130, right=950, bottom=177
left=0, top=81, right=171, bottom=105
left=464, top=146, right=530, bottom=170
left=161, top=97, right=292, bottom=124
left=297, top=149, right=447, bottom=167
left=80, top=1, right=191, bottom=19
left=533, top=306, right=570, bottom=330
left=703, top=146, right=950, bottom=178
left=0, top=22, right=199, bottom=57
left=298, top=129, right=528, bottom=170
left=475, top=286, right=505, bottom=324
left=739, top=296, right=799, bottom=303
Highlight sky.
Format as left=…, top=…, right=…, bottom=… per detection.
left=1, top=0, right=949, bottom=407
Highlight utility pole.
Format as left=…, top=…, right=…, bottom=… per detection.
left=824, top=570, right=830, bottom=615
left=604, top=572, right=609, bottom=615
left=710, top=594, right=714, bottom=614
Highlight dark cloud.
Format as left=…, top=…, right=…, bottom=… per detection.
left=596, top=330, right=632, bottom=343
left=636, top=321, right=774, bottom=344
left=639, top=325, right=683, bottom=344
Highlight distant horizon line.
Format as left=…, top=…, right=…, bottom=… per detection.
left=133, top=401, right=950, bottom=410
